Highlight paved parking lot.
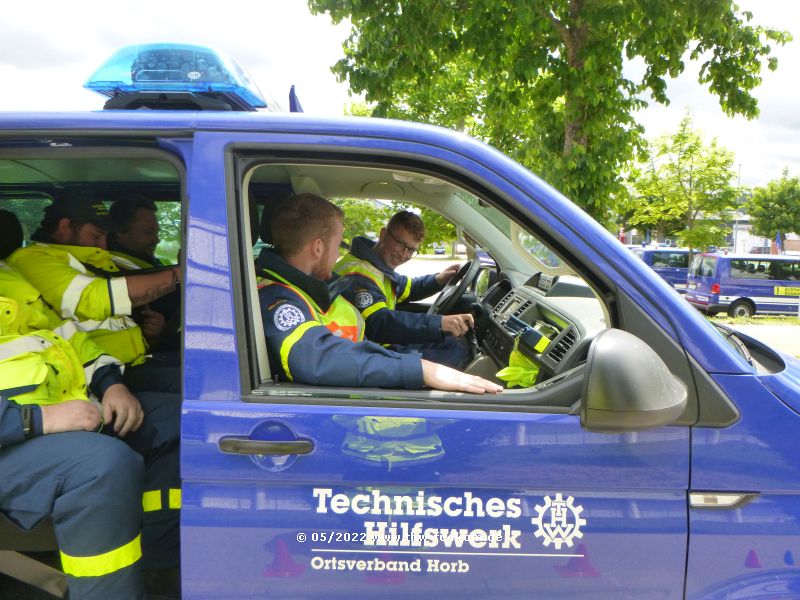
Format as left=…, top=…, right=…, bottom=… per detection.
left=730, top=324, right=800, bottom=358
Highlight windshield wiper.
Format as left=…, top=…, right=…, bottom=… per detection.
left=718, top=326, right=754, bottom=366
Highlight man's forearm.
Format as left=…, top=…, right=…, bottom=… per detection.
left=126, top=268, right=180, bottom=307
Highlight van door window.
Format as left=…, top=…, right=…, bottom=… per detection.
left=235, top=160, right=609, bottom=412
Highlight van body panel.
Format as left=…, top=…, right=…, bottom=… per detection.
left=1, top=111, right=798, bottom=598
left=180, top=401, right=690, bottom=598
left=688, top=373, right=800, bottom=597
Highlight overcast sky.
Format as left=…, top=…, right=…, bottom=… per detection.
left=0, top=0, right=796, bottom=187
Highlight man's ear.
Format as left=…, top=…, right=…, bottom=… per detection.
left=52, top=218, right=73, bottom=243
left=310, top=237, right=324, bottom=259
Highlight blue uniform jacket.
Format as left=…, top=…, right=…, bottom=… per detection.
left=338, top=236, right=444, bottom=344
left=0, top=398, right=43, bottom=447
left=257, top=250, right=424, bottom=389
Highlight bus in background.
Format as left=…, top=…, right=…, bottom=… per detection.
left=630, top=247, right=690, bottom=290
left=686, top=253, right=800, bottom=317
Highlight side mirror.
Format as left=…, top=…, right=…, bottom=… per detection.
left=581, top=329, right=687, bottom=433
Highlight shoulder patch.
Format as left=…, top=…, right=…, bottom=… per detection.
left=273, top=304, right=306, bottom=331
left=354, top=291, right=374, bottom=309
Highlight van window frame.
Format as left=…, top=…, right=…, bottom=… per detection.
left=228, top=151, right=614, bottom=415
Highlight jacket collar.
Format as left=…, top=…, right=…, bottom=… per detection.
left=348, top=236, right=403, bottom=285
left=107, top=236, right=162, bottom=267
left=257, top=248, right=334, bottom=312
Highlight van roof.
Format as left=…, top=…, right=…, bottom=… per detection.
left=700, top=252, right=796, bottom=261
left=0, top=111, right=460, bottom=140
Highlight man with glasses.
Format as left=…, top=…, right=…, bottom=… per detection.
left=334, top=210, right=474, bottom=368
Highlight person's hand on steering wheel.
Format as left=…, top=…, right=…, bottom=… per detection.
left=427, top=257, right=482, bottom=315
left=435, top=264, right=462, bottom=286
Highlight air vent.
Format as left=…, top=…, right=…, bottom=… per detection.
left=513, top=300, right=532, bottom=317
left=493, top=292, right=515, bottom=317
left=548, top=328, right=577, bottom=364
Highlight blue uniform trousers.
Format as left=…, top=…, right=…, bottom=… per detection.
left=117, top=391, right=181, bottom=570
left=122, top=351, right=181, bottom=394
left=0, top=432, right=147, bottom=599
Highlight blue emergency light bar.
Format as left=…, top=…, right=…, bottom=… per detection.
left=84, top=43, right=272, bottom=111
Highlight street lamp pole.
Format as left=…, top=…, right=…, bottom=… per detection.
left=733, top=163, right=742, bottom=253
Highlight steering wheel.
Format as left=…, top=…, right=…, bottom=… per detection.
left=427, top=257, right=482, bottom=315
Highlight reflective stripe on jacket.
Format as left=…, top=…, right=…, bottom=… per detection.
left=8, top=245, right=147, bottom=365
left=0, top=263, right=124, bottom=379
left=256, top=248, right=424, bottom=388
left=334, top=255, right=411, bottom=310
left=260, top=269, right=365, bottom=343
left=333, top=247, right=443, bottom=345
left=9, top=242, right=131, bottom=320
left=333, top=415, right=444, bottom=466
left=0, top=316, right=91, bottom=405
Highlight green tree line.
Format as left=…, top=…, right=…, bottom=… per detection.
left=309, top=0, right=789, bottom=226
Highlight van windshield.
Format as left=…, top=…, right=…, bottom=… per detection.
left=690, top=255, right=717, bottom=278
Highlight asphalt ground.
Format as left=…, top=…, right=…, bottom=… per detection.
left=730, top=324, right=800, bottom=358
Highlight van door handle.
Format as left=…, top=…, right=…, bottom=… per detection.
left=218, top=437, right=314, bottom=456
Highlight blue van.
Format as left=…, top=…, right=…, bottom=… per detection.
left=686, top=252, right=800, bottom=317
left=630, top=246, right=690, bottom=289
left=2, top=44, right=800, bottom=600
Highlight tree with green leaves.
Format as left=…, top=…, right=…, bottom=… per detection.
left=308, top=0, right=788, bottom=224
left=748, top=169, right=800, bottom=246
left=331, top=197, right=394, bottom=248
left=627, top=115, right=738, bottom=250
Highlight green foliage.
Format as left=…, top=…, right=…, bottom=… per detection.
left=627, top=115, right=738, bottom=249
left=748, top=169, right=800, bottom=239
left=331, top=197, right=394, bottom=246
left=308, top=0, right=789, bottom=225
left=343, top=101, right=374, bottom=117
left=2, top=198, right=49, bottom=242
left=155, top=202, right=182, bottom=263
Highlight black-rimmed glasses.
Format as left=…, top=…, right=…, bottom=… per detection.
left=386, top=228, right=419, bottom=257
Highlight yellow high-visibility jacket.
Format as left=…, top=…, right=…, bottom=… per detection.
left=8, top=244, right=146, bottom=365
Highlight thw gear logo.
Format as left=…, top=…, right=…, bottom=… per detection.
left=532, top=493, right=586, bottom=549
left=354, top=291, right=373, bottom=309
left=274, top=304, right=305, bottom=331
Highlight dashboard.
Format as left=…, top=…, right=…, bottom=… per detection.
left=475, top=272, right=607, bottom=383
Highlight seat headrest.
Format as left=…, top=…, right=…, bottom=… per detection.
left=259, top=191, right=293, bottom=245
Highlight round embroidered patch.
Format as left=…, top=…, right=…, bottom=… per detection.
left=354, top=291, right=373, bottom=309
left=274, top=304, right=305, bottom=331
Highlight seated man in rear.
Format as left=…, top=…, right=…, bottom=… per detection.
left=335, top=210, right=472, bottom=368
left=0, top=287, right=181, bottom=598
left=108, top=195, right=180, bottom=351
left=8, top=195, right=181, bottom=392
